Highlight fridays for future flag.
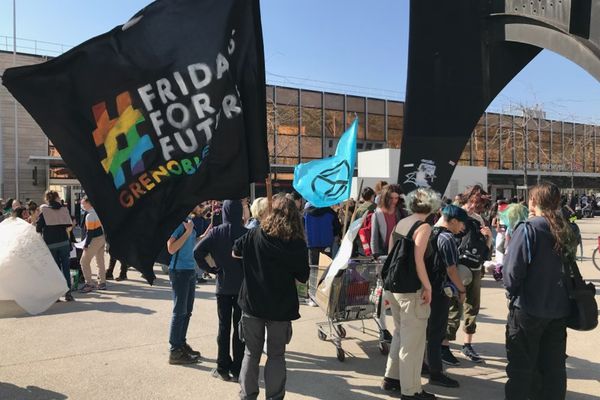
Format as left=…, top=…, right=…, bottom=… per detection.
left=2, top=0, right=268, bottom=283
left=293, top=119, right=358, bottom=208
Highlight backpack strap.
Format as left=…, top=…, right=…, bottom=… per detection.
left=406, top=220, right=426, bottom=241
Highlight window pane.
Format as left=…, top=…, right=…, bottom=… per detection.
left=487, top=114, right=500, bottom=169
left=276, top=135, right=298, bottom=164
left=302, top=107, right=322, bottom=137
left=325, top=93, right=344, bottom=111
left=325, top=109, right=344, bottom=137
left=368, top=114, right=385, bottom=141
left=275, top=87, right=298, bottom=105
left=514, top=116, right=525, bottom=170
left=276, top=105, right=299, bottom=136
left=301, top=90, right=322, bottom=108
left=388, top=116, right=402, bottom=149
left=584, top=125, right=595, bottom=173
left=501, top=115, right=514, bottom=169
left=301, top=137, right=322, bottom=161
left=368, top=98, right=385, bottom=114
left=347, top=96, right=365, bottom=113
left=388, top=101, right=403, bottom=117
left=551, top=121, right=563, bottom=170
left=347, top=112, right=365, bottom=140
left=472, top=126, right=486, bottom=167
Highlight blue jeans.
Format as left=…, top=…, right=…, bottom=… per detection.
left=50, top=245, right=71, bottom=290
left=168, top=269, right=196, bottom=350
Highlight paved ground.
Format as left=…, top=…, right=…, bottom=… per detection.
left=1, top=219, right=599, bottom=400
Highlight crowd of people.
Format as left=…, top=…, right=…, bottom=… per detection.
left=0, top=179, right=583, bottom=400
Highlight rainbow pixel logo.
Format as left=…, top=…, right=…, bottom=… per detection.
left=92, top=92, right=154, bottom=189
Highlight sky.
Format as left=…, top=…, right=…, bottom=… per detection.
left=1, top=0, right=599, bottom=123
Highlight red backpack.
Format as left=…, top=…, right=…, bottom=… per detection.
left=358, top=211, right=375, bottom=256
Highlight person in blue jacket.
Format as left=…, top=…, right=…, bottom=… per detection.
left=303, top=202, right=342, bottom=265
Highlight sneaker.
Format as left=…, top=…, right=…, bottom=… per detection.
left=381, top=377, right=401, bottom=393
left=80, top=284, right=95, bottom=293
left=429, top=372, right=459, bottom=388
left=105, top=273, right=114, bottom=280
left=115, top=275, right=128, bottom=281
left=441, top=346, right=460, bottom=366
left=65, top=292, right=75, bottom=302
left=197, top=277, right=207, bottom=284
left=306, top=298, right=318, bottom=307
left=183, top=343, right=201, bottom=358
left=211, top=368, right=231, bottom=381
left=169, top=348, right=199, bottom=365
left=380, top=329, right=393, bottom=342
left=97, top=283, right=107, bottom=290
left=462, top=344, right=483, bottom=363
left=401, top=390, right=437, bottom=400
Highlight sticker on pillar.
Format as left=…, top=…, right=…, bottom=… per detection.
left=404, top=159, right=437, bottom=188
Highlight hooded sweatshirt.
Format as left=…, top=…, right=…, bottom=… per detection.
left=194, top=200, right=247, bottom=295
left=233, top=227, right=309, bottom=321
left=36, top=201, right=72, bottom=249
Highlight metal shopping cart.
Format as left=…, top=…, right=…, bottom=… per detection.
left=310, top=259, right=381, bottom=361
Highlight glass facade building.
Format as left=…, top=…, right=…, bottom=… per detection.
left=266, top=84, right=600, bottom=191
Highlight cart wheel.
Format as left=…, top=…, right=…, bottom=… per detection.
left=318, top=330, right=327, bottom=341
left=335, top=325, right=347, bottom=338
left=378, top=341, right=389, bottom=355
left=336, top=347, right=346, bottom=362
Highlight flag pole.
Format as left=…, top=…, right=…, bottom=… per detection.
left=266, top=175, right=273, bottom=212
left=13, top=0, right=19, bottom=199
left=342, top=179, right=363, bottom=237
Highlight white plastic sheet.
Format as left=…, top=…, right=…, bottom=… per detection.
left=320, top=215, right=365, bottom=292
left=0, top=218, right=68, bottom=315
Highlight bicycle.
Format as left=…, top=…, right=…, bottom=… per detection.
left=592, top=236, right=600, bottom=271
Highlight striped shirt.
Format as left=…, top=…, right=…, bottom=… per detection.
left=84, top=208, right=104, bottom=246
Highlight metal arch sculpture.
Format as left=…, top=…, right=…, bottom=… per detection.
left=399, top=0, right=600, bottom=194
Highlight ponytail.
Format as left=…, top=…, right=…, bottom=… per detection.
left=530, top=182, right=577, bottom=260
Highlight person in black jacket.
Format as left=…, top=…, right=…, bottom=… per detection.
left=503, top=182, right=577, bottom=400
left=233, top=195, right=309, bottom=400
left=194, top=200, right=247, bottom=381
left=36, top=190, right=75, bottom=301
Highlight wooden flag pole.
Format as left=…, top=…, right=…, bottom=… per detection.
left=266, top=175, right=273, bottom=212
left=342, top=179, right=363, bottom=237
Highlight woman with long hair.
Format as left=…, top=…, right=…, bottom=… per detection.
left=233, top=195, right=309, bottom=400
left=382, top=188, right=441, bottom=400
left=503, top=181, right=577, bottom=400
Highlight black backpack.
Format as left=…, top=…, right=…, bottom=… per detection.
left=457, top=217, right=489, bottom=270
left=427, top=226, right=451, bottom=289
left=381, top=221, right=425, bottom=293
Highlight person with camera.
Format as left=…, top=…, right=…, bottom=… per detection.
left=442, top=185, right=492, bottom=365
left=503, top=182, right=577, bottom=400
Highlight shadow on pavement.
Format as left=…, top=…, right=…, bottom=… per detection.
left=0, top=382, right=67, bottom=400
left=285, top=351, right=389, bottom=399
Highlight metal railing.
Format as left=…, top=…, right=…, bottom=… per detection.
left=0, top=36, right=71, bottom=57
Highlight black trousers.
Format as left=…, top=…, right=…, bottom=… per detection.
left=217, top=294, right=245, bottom=376
left=505, top=308, right=567, bottom=400
left=426, top=287, right=450, bottom=374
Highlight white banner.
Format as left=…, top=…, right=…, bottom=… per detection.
left=0, top=218, right=68, bottom=315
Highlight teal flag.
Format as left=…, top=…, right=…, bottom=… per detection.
left=293, top=119, right=358, bottom=207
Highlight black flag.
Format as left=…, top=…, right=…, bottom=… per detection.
left=2, top=0, right=268, bottom=283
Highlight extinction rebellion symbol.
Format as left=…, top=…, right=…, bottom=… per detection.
left=310, top=160, right=350, bottom=201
